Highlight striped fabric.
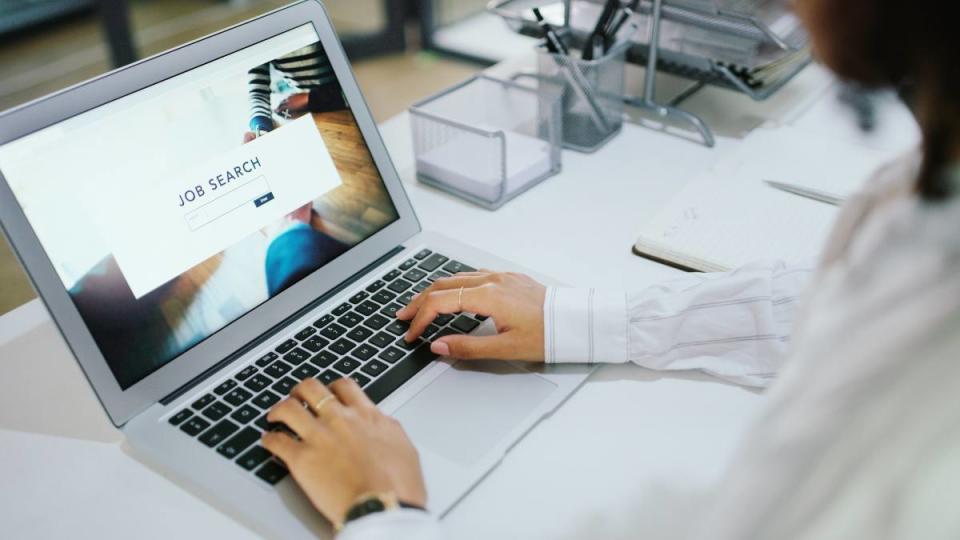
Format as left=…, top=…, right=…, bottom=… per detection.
left=247, top=43, right=339, bottom=132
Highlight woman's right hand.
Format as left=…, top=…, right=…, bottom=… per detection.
left=395, top=271, right=546, bottom=362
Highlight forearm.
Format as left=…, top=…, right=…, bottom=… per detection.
left=545, top=260, right=813, bottom=388
left=338, top=509, right=443, bottom=540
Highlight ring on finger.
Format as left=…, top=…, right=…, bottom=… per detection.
left=310, top=394, right=337, bottom=417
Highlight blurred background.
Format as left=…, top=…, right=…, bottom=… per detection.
left=0, top=0, right=539, bottom=315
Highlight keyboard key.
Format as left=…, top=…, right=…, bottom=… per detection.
left=349, top=373, right=371, bottom=387
left=275, top=339, right=297, bottom=354
left=310, top=351, right=337, bottom=368
left=474, top=314, right=489, bottom=322
left=378, top=347, right=404, bottom=364
left=255, top=352, right=278, bottom=368
left=403, top=268, right=428, bottom=282
left=213, top=379, right=237, bottom=396
left=396, top=337, right=423, bottom=351
left=317, top=370, right=341, bottom=385
left=352, top=344, right=377, bottom=361
left=399, top=258, right=418, bottom=271
left=192, top=394, right=215, bottom=410
left=418, top=253, right=449, bottom=272
left=382, top=269, right=401, bottom=281
left=347, top=326, right=373, bottom=342
left=201, top=401, right=231, bottom=421
left=372, top=290, right=397, bottom=304
left=313, top=314, right=334, bottom=329
left=255, top=460, right=288, bottom=485
left=435, top=328, right=458, bottom=339
left=292, top=364, right=319, bottom=379
left=365, top=346, right=436, bottom=404
left=422, top=324, right=440, bottom=339
left=370, top=332, right=394, bottom=348
left=338, top=312, right=363, bottom=328
left=380, top=303, right=403, bottom=318
left=442, top=260, right=475, bottom=274
left=355, top=301, right=379, bottom=317
left=413, top=282, right=429, bottom=293
left=333, top=358, right=360, bottom=374
left=237, top=446, right=272, bottom=471
left=387, top=279, right=412, bottom=294
left=451, top=316, right=480, bottom=334
left=435, top=313, right=454, bottom=326
left=361, top=359, right=389, bottom=377
left=264, top=360, right=292, bottom=379
left=230, top=404, right=259, bottom=424
left=330, top=338, right=357, bottom=355
left=254, top=413, right=275, bottom=431
left=320, top=323, right=346, bottom=340
left=428, top=271, right=451, bottom=282
left=217, top=427, right=260, bottom=459
left=199, top=419, right=239, bottom=447
left=302, top=335, right=329, bottom=353
left=414, top=248, right=432, bottom=260
left=168, top=409, right=193, bottom=426
left=349, top=291, right=369, bottom=304
left=235, top=365, right=257, bottom=381
left=363, top=314, right=390, bottom=330
left=243, top=374, right=271, bottom=392
left=271, top=377, right=297, bottom=396
left=223, top=387, right=253, bottom=407
left=283, top=347, right=310, bottom=365
left=180, top=416, right=210, bottom=436
left=366, top=280, right=385, bottom=292
left=253, top=390, right=281, bottom=410
left=294, top=326, right=317, bottom=341
left=398, top=292, right=415, bottom=305
left=385, top=320, right=409, bottom=336
left=332, top=303, right=351, bottom=316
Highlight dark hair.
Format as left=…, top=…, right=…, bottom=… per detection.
left=796, top=0, right=959, bottom=201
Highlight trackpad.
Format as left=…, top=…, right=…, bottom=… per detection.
left=394, top=361, right=556, bottom=466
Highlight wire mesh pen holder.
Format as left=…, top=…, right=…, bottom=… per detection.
left=536, top=37, right=629, bottom=153
left=409, top=75, right=562, bottom=210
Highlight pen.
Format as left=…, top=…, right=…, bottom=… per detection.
left=533, top=8, right=568, bottom=56
left=764, top=180, right=842, bottom=206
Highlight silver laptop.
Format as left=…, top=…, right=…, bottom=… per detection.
left=0, top=2, right=591, bottom=537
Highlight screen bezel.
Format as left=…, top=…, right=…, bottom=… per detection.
left=0, top=0, right=421, bottom=426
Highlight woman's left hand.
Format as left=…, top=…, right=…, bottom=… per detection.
left=262, top=377, right=427, bottom=527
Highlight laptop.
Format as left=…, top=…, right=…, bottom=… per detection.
left=0, top=1, right=591, bottom=537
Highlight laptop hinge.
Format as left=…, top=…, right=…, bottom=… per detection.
left=160, top=244, right=407, bottom=406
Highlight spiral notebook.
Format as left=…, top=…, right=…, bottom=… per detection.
left=632, top=126, right=892, bottom=272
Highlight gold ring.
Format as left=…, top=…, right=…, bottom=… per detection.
left=457, top=286, right=464, bottom=312
left=311, top=395, right=337, bottom=416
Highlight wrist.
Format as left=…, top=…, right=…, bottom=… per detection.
left=339, top=491, right=426, bottom=530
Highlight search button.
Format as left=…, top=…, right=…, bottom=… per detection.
left=254, top=192, right=275, bottom=208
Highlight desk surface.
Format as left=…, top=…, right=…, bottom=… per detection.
left=0, top=55, right=919, bottom=539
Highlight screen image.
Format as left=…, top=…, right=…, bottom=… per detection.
left=0, top=25, right=399, bottom=389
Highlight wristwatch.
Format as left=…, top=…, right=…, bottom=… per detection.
left=339, top=491, right=425, bottom=530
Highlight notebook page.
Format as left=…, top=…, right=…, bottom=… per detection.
left=636, top=168, right=838, bottom=271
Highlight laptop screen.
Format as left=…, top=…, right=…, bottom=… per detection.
left=0, top=24, right=399, bottom=390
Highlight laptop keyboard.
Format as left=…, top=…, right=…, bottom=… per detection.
left=165, top=249, right=487, bottom=485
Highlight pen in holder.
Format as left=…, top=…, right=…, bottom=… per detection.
left=537, top=34, right=628, bottom=153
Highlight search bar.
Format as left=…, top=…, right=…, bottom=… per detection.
left=184, top=175, right=272, bottom=231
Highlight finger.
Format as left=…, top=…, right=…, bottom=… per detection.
left=261, top=430, right=301, bottom=464
left=430, top=332, right=519, bottom=361
left=328, top=377, right=375, bottom=412
left=405, top=286, right=492, bottom=341
left=267, top=398, right=321, bottom=440
left=290, top=378, right=343, bottom=417
left=397, top=275, right=494, bottom=320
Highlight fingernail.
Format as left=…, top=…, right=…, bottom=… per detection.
left=431, top=341, right=450, bottom=356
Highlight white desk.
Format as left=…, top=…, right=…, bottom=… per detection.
left=0, top=55, right=919, bottom=539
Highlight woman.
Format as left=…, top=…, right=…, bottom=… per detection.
left=261, top=0, right=960, bottom=537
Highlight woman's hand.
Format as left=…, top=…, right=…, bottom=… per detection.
left=395, top=271, right=547, bottom=362
left=275, top=92, right=310, bottom=118
left=261, top=378, right=427, bottom=527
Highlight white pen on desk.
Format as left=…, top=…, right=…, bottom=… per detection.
left=764, top=180, right=842, bottom=206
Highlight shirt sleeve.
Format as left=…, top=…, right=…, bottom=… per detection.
left=543, top=260, right=812, bottom=388
left=337, top=509, right=444, bottom=540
